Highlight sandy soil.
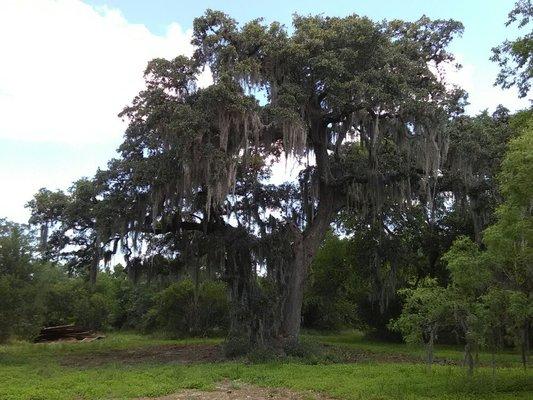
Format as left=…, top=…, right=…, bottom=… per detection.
left=135, top=381, right=335, bottom=400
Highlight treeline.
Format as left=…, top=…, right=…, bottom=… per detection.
left=306, top=109, right=531, bottom=328
left=1, top=109, right=530, bottom=357
left=305, top=112, right=533, bottom=372
left=0, top=226, right=228, bottom=341
left=392, top=118, right=532, bottom=372
left=1, top=4, right=531, bottom=365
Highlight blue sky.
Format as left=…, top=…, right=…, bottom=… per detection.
left=86, top=0, right=518, bottom=58
left=0, top=0, right=529, bottom=223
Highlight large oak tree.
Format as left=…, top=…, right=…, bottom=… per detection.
left=30, top=11, right=465, bottom=349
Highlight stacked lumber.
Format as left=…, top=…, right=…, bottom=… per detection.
left=34, top=324, right=104, bottom=343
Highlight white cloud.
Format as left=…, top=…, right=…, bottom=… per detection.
left=0, top=0, right=213, bottom=223
left=0, top=163, right=85, bottom=222
left=439, top=55, right=530, bottom=115
left=0, top=0, right=529, bottom=225
left=0, top=0, right=210, bottom=144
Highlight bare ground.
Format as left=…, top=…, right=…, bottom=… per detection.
left=60, top=342, right=457, bottom=368
left=135, top=381, right=335, bottom=400
left=61, top=344, right=223, bottom=367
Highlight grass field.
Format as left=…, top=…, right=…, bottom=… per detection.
left=0, top=332, right=531, bottom=400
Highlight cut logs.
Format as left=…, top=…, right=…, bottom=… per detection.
left=34, top=324, right=105, bottom=343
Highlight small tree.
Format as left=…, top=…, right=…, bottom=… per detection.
left=484, top=119, right=532, bottom=368
left=507, top=290, right=533, bottom=368
left=443, top=236, right=492, bottom=374
left=0, top=219, right=42, bottom=341
left=390, top=278, right=451, bottom=367
left=393, top=237, right=492, bottom=374
left=478, top=288, right=510, bottom=374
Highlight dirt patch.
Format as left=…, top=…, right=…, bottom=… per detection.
left=135, top=381, right=335, bottom=400
left=60, top=342, right=457, bottom=369
left=319, top=343, right=457, bottom=366
left=359, top=351, right=451, bottom=364
left=319, top=343, right=419, bottom=364
left=61, top=344, right=223, bottom=367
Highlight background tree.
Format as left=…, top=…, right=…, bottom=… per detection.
left=477, top=288, right=512, bottom=374
left=443, top=236, right=492, bottom=374
left=491, top=0, right=532, bottom=97
left=0, top=219, right=36, bottom=341
left=484, top=117, right=533, bottom=368
left=27, top=179, right=113, bottom=284
left=391, top=116, right=532, bottom=373
left=443, top=107, right=515, bottom=244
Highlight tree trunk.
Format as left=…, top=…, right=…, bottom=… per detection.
left=279, top=116, right=341, bottom=344
left=492, top=350, right=496, bottom=377
left=89, top=244, right=99, bottom=285
left=464, top=342, right=474, bottom=375
left=225, top=116, right=341, bottom=350
left=280, top=194, right=337, bottom=344
left=522, top=321, right=529, bottom=369
left=223, top=213, right=333, bottom=352
left=427, top=326, right=436, bottom=368
left=280, top=235, right=306, bottom=343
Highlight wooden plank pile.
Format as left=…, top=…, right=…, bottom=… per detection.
left=34, top=324, right=105, bottom=343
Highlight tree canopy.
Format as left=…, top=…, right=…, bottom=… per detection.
left=28, top=10, right=480, bottom=350
left=491, top=0, right=533, bottom=97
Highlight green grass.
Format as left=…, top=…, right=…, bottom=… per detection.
left=0, top=332, right=531, bottom=400
left=1, top=332, right=221, bottom=360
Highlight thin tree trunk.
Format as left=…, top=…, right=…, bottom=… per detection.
left=89, top=258, right=98, bottom=285
left=522, top=322, right=529, bottom=369
left=126, top=260, right=137, bottom=284
left=89, top=243, right=99, bottom=285
left=469, top=195, right=483, bottom=245
left=192, top=259, right=200, bottom=334
left=427, top=326, right=436, bottom=368
left=492, top=350, right=496, bottom=377
left=464, top=342, right=474, bottom=375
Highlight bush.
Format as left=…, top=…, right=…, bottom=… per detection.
left=150, top=279, right=228, bottom=337
left=224, top=335, right=251, bottom=358
left=40, top=280, right=79, bottom=326
left=302, top=233, right=359, bottom=331
left=112, top=282, right=156, bottom=331
left=0, top=276, right=20, bottom=342
left=196, top=280, right=229, bottom=333
left=76, top=292, right=112, bottom=330
left=40, top=275, right=117, bottom=331
left=0, top=219, right=232, bottom=340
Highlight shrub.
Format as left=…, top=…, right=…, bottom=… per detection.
left=75, top=292, right=112, bottom=330
left=0, top=276, right=20, bottom=342
left=196, top=280, right=229, bottom=333
left=40, top=277, right=116, bottom=331
left=112, top=282, right=156, bottom=331
left=224, top=334, right=251, bottom=358
left=150, top=279, right=229, bottom=337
